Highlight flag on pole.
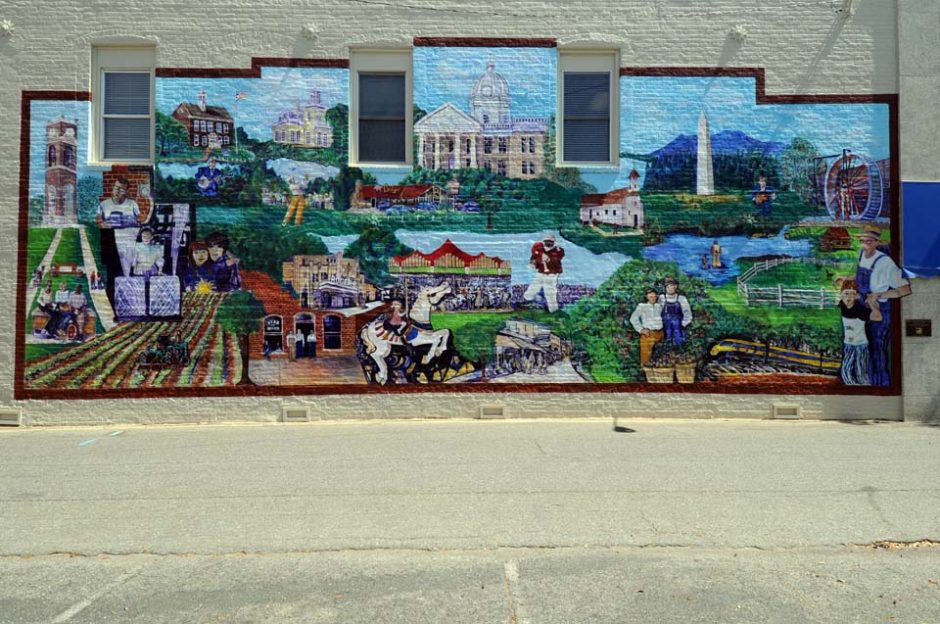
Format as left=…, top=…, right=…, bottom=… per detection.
left=233, top=93, right=247, bottom=155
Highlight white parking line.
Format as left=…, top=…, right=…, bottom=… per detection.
left=50, top=564, right=148, bottom=623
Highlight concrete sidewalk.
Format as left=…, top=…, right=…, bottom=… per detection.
left=0, top=419, right=937, bottom=622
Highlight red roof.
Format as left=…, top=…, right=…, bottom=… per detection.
left=360, top=184, right=437, bottom=201
left=822, top=226, right=851, bottom=240
left=580, top=187, right=637, bottom=207
left=172, top=102, right=234, bottom=123
left=392, top=239, right=505, bottom=267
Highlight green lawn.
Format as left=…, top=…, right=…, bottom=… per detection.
left=25, top=342, right=70, bottom=364
left=709, top=282, right=840, bottom=328
left=26, top=228, right=58, bottom=277
left=746, top=261, right=851, bottom=289
left=431, top=308, right=571, bottom=338
left=26, top=226, right=103, bottom=337
left=643, top=190, right=829, bottom=237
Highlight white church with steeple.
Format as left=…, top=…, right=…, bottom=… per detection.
left=414, top=60, right=548, bottom=179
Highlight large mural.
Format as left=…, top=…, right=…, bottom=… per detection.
left=16, top=45, right=908, bottom=398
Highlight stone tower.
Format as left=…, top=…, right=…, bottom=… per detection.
left=696, top=112, right=715, bottom=196
left=44, top=116, right=79, bottom=226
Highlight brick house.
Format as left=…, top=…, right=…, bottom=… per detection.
left=171, top=90, right=234, bottom=150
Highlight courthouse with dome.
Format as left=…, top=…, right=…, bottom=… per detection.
left=414, top=60, right=547, bottom=179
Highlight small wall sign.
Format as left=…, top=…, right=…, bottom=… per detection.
left=905, top=319, right=932, bottom=337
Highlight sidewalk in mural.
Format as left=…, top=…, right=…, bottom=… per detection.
left=78, top=225, right=115, bottom=331
left=249, top=355, right=367, bottom=386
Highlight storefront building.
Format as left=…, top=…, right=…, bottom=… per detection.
left=0, top=1, right=937, bottom=424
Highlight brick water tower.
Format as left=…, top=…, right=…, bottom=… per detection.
left=43, top=116, right=79, bottom=226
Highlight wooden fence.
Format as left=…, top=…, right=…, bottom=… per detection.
left=736, top=257, right=840, bottom=309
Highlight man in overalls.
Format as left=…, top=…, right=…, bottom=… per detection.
left=659, top=277, right=693, bottom=346
left=854, top=227, right=910, bottom=386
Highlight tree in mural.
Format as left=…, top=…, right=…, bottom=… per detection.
left=480, top=196, right=501, bottom=231
left=452, top=317, right=505, bottom=381
left=28, top=196, right=44, bottom=226
left=343, top=224, right=412, bottom=286
left=215, top=290, right=266, bottom=386
left=779, top=137, right=821, bottom=204
left=332, top=165, right=374, bottom=211
left=155, top=112, right=190, bottom=157
left=77, top=175, right=103, bottom=224
left=326, top=103, right=349, bottom=161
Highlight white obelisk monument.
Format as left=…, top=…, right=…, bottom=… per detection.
left=696, top=112, right=715, bottom=196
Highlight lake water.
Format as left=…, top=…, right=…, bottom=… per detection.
left=642, top=229, right=812, bottom=285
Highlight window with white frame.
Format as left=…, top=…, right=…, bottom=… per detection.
left=93, top=46, right=155, bottom=163
left=350, top=49, right=412, bottom=166
left=558, top=51, right=619, bottom=166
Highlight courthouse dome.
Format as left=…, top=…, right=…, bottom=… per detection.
left=470, top=60, right=512, bottom=125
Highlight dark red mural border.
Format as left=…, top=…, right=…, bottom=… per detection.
left=414, top=37, right=557, bottom=48
left=14, top=65, right=903, bottom=400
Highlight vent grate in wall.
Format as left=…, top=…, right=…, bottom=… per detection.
left=772, top=404, right=802, bottom=420
left=478, top=405, right=506, bottom=419
left=0, top=409, right=22, bottom=427
left=282, top=406, right=310, bottom=423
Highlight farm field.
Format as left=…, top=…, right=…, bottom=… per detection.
left=24, top=293, right=242, bottom=390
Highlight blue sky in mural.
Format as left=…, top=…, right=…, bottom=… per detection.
left=620, top=76, right=891, bottom=161
left=414, top=47, right=556, bottom=118
left=156, top=67, right=348, bottom=141
left=29, top=100, right=94, bottom=197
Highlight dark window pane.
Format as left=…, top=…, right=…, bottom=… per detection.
left=563, top=119, right=609, bottom=162
left=104, top=118, right=151, bottom=160
left=563, top=72, right=610, bottom=161
left=564, top=73, right=609, bottom=117
left=359, top=120, right=406, bottom=162
left=104, top=72, right=151, bottom=115
left=359, top=74, right=406, bottom=119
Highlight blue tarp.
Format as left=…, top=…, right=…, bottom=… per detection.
left=902, top=181, right=940, bottom=278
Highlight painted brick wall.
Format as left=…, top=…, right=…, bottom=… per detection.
left=0, top=0, right=935, bottom=424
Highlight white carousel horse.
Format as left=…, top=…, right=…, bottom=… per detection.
left=359, top=283, right=452, bottom=385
